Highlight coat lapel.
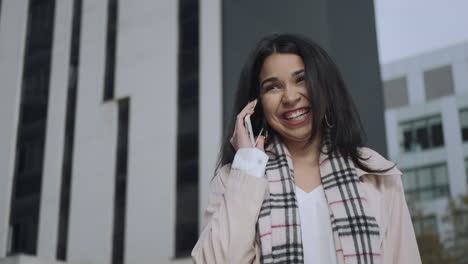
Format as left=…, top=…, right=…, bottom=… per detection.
left=259, top=136, right=400, bottom=264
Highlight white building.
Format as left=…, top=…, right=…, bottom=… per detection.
left=382, top=41, right=468, bottom=244
left=0, top=0, right=222, bottom=263
left=0, top=0, right=387, bottom=263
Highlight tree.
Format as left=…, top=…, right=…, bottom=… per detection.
left=442, top=194, right=468, bottom=264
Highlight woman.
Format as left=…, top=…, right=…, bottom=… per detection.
left=191, top=33, right=421, bottom=264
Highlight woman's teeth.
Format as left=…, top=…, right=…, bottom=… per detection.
left=285, top=109, right=310, bottom=120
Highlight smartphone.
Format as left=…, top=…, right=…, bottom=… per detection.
left=244, top=114, right=256, bottom=147
left=244, top=99, right=257, bottom=147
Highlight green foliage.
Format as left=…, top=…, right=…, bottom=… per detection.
left=409, top=194, right=468, bottom=263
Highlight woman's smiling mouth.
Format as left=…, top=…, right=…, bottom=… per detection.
left=281, top=107, right=311, bottom=126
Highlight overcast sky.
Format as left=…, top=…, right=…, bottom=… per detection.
left=374, top=0, right=468, bottom=64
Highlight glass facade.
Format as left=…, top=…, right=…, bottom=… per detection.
left=399, top=115, right=444, bottom=152
left=412, top=214, right=438, bottom=236
left=103, top=0, right=117, bottom=101
left=460, top=108, right=468, bottom=142
left=175, top=0, right=199, bottom=258
left=466, top=158, right=468, bottom=187
left=402, top=164, right=450, bottom=203
left=9, top=0, right=56, bottom=255
left=112, top=98, right=129, bottom=264
left=56, top=0, right=82, bottom=260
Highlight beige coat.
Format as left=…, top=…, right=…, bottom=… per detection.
left=191, top=147, right=422, bottom=263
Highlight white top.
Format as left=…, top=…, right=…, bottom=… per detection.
left=232, top=148, right=337, bottom=264
left=295, top=185, right=338, bottom=264
left=232, top=148, right=270, bottom=178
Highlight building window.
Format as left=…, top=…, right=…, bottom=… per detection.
left=9, top=0, right=56, bottom=255
left=56, top=0, right=82, bottom=260
left=383, top=76, right=409, bottom=109
left=103, top=0, right=117, bottom=101
left=460, top=108, right=468, bottom=142
left=112, top=98, right=129, bottom=264
left=453, top=211, right=468, bottom=249
left=412, top=214, right=438, bottom=237
left=465, top=158, right=468, bottom=186
left=402, top=163, right=449, bottom=203
left=175, top=0, right=199, bottom=258
left=399, top=115, right=444, bottom=153
left=424, top=65, right=455, bottom=101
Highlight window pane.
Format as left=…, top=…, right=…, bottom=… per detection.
left=418, top=167, right=432, bottom=188
left=406, top=191, right=419, bottom=203
left=10, top=0, right=56, bottom=255
left=431, top=123, right=444, bottom=147
left=428, top=116, right=444, bottom=147
left=175, top=0, right=200, bottom=258
left=403, top=170, right=417, bottom=190
left=420, top=190, right=433, bottom=200
left=399, top=115, right=444, bottom=152
left=460, top=109, right=468, bottom=127
left=461, top=109, right=468, bottom=142
left=462, top=127, right=468, bottom=142
left=466, top=159, right=468, bottom=185
left=400, top=122, right=413, bottom=152
left=405, top=164, right=449, bottom=202
left=403, top=130, right=413, bottom=151
left=401, top=169, right=409, bottom=189
left=416, top=126, right=429, bottom=150
left=433, top=165, right=448, bottom=186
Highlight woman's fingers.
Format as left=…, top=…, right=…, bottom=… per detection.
left=235, top=109, right=254, bottom=133
left=254, top=136, right=265, bottom=152
left=231, top=100, right=258, bottom=150
left=235, top=99, right=257, bottom=131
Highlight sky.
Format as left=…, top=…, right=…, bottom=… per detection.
left=374, top=0, right=468, bottom=64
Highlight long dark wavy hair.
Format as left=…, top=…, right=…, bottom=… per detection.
left=215, top=33, right=395, bottom=175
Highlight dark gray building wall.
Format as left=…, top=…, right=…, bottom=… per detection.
left=222, top=0, right=388, bottom=156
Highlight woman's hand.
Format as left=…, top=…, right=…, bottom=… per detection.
left=230, top=100, right=265, bottom=152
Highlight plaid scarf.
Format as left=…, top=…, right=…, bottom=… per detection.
left=256, top=129, right=381, bottom=264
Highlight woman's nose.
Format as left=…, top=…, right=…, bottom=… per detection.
left=282, top=87, right=301, bottom=105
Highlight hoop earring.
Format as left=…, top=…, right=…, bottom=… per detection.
left=262, top=120, right=270, bottom=142
left=325, top=114, right=334, bottom=128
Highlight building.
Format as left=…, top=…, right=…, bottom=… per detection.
left=382, top=41, right=468, bottom=246
left=0, top=0, right=386, bottom=263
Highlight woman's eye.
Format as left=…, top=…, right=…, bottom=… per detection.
left=297, top=76, right=305, bottom=83
left=265, top=85, right=279, bottom=91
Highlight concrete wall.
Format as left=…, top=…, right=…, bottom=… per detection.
left=0, top=0, right=183, bottom=263
left=222, top=0, right=388, bottom=154
left=0, top=0, right=29, bottom=257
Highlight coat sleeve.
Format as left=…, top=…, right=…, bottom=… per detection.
left=382, top=175, right=422, bottom=264
left=191, top=165, right=269, bottom=263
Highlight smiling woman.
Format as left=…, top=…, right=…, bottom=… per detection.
left=259, top=54, right=313, bottom=144
left=216, top=33, right=389, bottom=174
left=191, top=33, right=422, bottom=264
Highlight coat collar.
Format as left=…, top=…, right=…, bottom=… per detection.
left=266, top=138, right=401, bottom=178
left=354, top=147, right=402, bottom=178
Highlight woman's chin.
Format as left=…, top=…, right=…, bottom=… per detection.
left=279, top=131, right=312, bottom=144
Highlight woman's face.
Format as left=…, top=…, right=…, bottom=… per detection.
left=259, top=53, right=312, bottom=143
